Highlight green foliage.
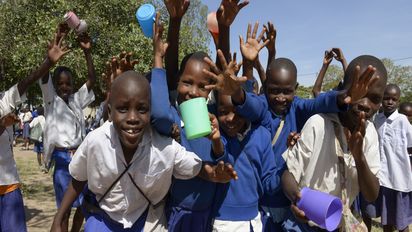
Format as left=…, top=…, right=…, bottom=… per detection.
left=295, top=84, right=312, bottom=99
left=0, top=0, right=210, bottom=105
left=322, top=64, right=344, bottom=92
left=381, top=58, right=412, bottom=103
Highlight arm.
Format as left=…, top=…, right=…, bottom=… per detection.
left=164, top=0, right=190, bottom=90
left=263, top=22, right=276, bottom=70
left=312, top=50, right=333, bottom=98
left=151, top=13, right=175, bottom=135
left=78, top=33, right=96, bottom=92
left=198, top=161, right=238, bottom=183
left=208, top=113, right=225, bottom=157
left=332, top=48, right=347, bottom=72
left=254, top=55, right=266, bottom=84
left=51, top=179, right=87, bottom=231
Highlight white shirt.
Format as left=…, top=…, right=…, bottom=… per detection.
left=283, top=113, right=380, bottom=205
left=69, top=122, right=202, bottom=228
left=40, top=78, right=94, bottom=163
left=0, top=126, right=20, bottom=185
left=22, top=111, right=32, bottom=123
left=375, top=110, right=412, bottom=192
left=0, top=84, right=24, bottom=119
left=29, top=115, right=46, bottom=131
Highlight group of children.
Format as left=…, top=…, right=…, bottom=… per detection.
left=0, top=0, right=411, bottom=232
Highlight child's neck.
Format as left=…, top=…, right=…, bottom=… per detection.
left=384, top=110, right=395, bottom=118
left=122, top=145, right=138, bottom=165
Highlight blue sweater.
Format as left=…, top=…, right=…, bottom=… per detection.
left=213, top=125, right=281, bottom=221
left=236, top=91, right=342, bottom=208
left=150, top=68, right=224, bottom=211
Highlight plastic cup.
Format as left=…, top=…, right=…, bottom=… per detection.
left=179, top=97, right=212, bottom=140
left=64, top=11, right=81, bottom=29
left=136, top=4, right=156, bottom=38
left=76, top=20, right=88, bottom=35
left=297, top=187, right=343, bottom=231
left=207, top=12, right=219, bottom=34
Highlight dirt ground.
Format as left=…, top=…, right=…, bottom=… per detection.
left=13, top=142, right=385, bottom=232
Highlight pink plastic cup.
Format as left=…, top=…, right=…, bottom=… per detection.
left=297, top=187, right=343, bottom=231
left=64, top=11, right=81, bottom=29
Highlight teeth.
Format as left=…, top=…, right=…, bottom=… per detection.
left=126, top=129, right=138, bottom=134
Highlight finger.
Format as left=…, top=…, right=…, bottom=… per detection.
left=57, top=33, right=66, bottom=47
left=257, top=27, right=266, bottom=42
left=238, top=0, right=249, bottom=10
left=203, top=57, right=221, bottom=74
left=111, top=58, right=118, bottom=75
left=119, top=58, right=128, bottom=71
left=126, top=52, right=133, bottom=63
left=239, top=35, right=244, bottom=47
left=260, top=39, right=270, bottom=51
left=358, top=111, right=366, bottom=136
left=367, top=75, right=379, bottom=89
left=131, top=60, right=139, bottom=67
left=62, top=49, right=71, bottom=55
left=232, top=52, right=237, bottom=64
left=119, top=51, right=126, bottom=60
left=184, top=0, right=190, bottom=11
left=344, top=127, right=352, bottom=142
left=252, top=21, right=259, bottom=39
left=202, top=69, right=219, bottom=82
left=235, top=76, right=248, bottom=85
left=217, top=49, right=228, bottom=70
left=352, top=65, right=361, bottom=90
left=217, top=161, right=225, bottom=173
left=246, top=23, right=251, bottom=39
left=360, top=66, right=376, bottom=84
left=205, top=85, right=217, bottom=91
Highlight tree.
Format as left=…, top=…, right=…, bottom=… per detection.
left=322, top=64, right=344, bottom=92
left=0, top=0, right=210, bottom=105
left=381, top=58, right=412, bottom=102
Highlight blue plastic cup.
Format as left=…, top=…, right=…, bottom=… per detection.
left=136, top=4, right=156, bottom=38
left=297, top=187, right=343, bottom=231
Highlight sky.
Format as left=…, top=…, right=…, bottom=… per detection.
left=201, top=0, right=412, bottom=86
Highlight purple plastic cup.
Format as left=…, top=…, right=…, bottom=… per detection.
left=297, top=187, right=343, bottom=231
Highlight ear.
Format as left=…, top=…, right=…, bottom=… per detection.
left=107, top=103, right=112, bottom=122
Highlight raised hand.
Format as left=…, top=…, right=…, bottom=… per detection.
left=164, top=0, right=190, bottom=20
left=153, top=13, right=169, bottom=66
left=77, top=33, right=92, bottom=51
left=240, top=22, right=269, bottom=62
left=323, top=50, right=334, bottom=66
left=105, top=52, right=139, bottom=85
left=344, top=65, right=379, bottom=104
left=47, top=33, right=70, bottom=64
left=332, top=48, right=345, bottom=62
left=216, top=0, right=249, bottom=27
left=56, top=22, right=70, bottom=41
left=287, top=132, right=301, bottom=148
left=203, top=161, right=238, bottom=183
left=203, top=49, right=247, bottom=95
left=208, top=113, right=221, bottom=141
left=262, top=21, right=276, bottom=54
left=344, top=112, right=366, bottom=161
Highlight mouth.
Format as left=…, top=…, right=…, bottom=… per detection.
left=121, top=127, right=143, bottom=143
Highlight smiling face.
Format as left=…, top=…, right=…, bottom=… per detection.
left=177, top=53, right=213, bottom=105
left=108, top=71, right=150, bottom=156
left=217, top=94, right=247, bottom=137
left=265, top=58, right=297, bottom=116
left=382, top=85, right=400, bottom=116
left=54, top=71, right=73, bottom=103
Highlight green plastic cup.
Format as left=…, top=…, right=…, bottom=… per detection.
left=179, top=97, right=211, bottom=140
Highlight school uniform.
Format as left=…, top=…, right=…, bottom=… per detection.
left=69, top=121, right=203, bottom=231
left=282, top=113, right=380, bottom=231
left=212, top=124, right=281, bottom=232
left=29, top=115, right=45, bottom=153
left=150, top=68, right=226, bottom=232
left=0, top=84, right=24, bottom=119
left=21, top=111, right=32, bottom=139
left=40, top=78, right=94, bottom=208
left=373, top=110, right=412, bottom=230
left=0, top=126, right=27, bottom=232
left=234, top=91, right=342, bottom=230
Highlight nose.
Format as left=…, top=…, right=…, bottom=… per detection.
left=126, top=109, right=139, bottom=125
left=226, top=112, right=235, bottom=123
left=275, top=94, right=286, bottom=103
left=188, top=86, right=200, bottom=98
left=357, top=100, right=371, bottom=114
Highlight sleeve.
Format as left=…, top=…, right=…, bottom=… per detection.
left=363, top=122, right=380, bottom=176
left=242, top=78, right=257, bottom=93
left=172, top=139, right=203, bottom=180
left=69, top=137, right=89, bottom=181
left=257, top=129, right=282, bottom=195
left=405, top=119, right=412, bottom=148
left=282, top=116, right=319, bottom=184
left=39, top=77, right=56, bottom=106
left=295, top=91, right=343, bottom=128
left=29, top=118, right=36, bottom=128
left=150, top=68, right=175, bottom=135
left=235, top=91, right=271, bottom=125
left=0, top=84, right=24, bottom=119
left=74, top=83, right=95, bottom=109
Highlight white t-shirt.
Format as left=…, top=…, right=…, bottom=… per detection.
left=69, top=122, right=202, bottom=228
left=0, top=126, right=19, bottom=185
left=375, top=110, right=412, bottom=192
left=40, top=78, right=95, bottom=163
left=0, top=84, right=24, bottom=119
left=29, top=115, right=45, bottom=130
left=283, top=113, right=380, bottom=205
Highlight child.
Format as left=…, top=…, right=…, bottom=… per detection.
left=204, top=52, right=281, bottom=231
left=210, top=26, right=364, bottom=231
left=372, top=84, right=412, bottom=232
left=29, top=106, right=46, bottom=171
left=21, top=106, right=32, bottom=150
left=50, top=50, right=238, bottom=231
left=399, top=102, right=412, bottom=123
left=0, top=30, right=69, bottom=232
left=281, top=55, right=387, bottom=231
left=41, top=25, right=96, bottom=232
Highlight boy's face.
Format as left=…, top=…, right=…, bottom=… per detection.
left=343, top=68, right=386, bottom=125
left=177, top=59, right=213, bottom=105
left=108, top=78, right=150, bottom=154
left=382, top=87, right=400, bottom=115
left=217, top=95, right=247, bottom=137
left=55, top=73, right=73, bottom=102
left=400, top=106, right=412, bottom=123
left=265, top=68, right=297, bottom=116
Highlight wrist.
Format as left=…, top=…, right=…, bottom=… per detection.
left=212, top=138, right=224, bottom=156
left=169, top=18, right=182, bottom=25
left=153, top=55, right=163, bottom=68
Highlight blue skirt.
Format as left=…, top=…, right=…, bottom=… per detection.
left=52, top=149, right=82, bottom=208
left=380, top=186, right=412, bottom=230
left=22, top=123, right=30, bottom=138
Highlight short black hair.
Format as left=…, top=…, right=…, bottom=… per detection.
left=52, top=66, right=74, bottom=86
left=178, top=51, right=210, bottom=77
left=109, top=70, right=150, bottom=103
left=342, top=55, right=388, bottom=90
left=36, top=106, right=44, bottom=116
left=266, top=58, right=297, bottom=84
left=385, top=83, right=401, bottom=96
left=400, top=102, right=412, bottom=111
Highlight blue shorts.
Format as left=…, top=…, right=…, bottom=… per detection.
left=22, top=123, right=30, bottom=139
left=33, top=141, right=43, bottom=154
left=0, top=188, right=27, bottom=232
left=166, top=205, right=211, bottom=232
left=52, top=149, right=82, bottom=208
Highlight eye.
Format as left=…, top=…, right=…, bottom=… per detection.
left=138, top=105, right=149, bottom=114
left=117, top=107, right=128, bottom=113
